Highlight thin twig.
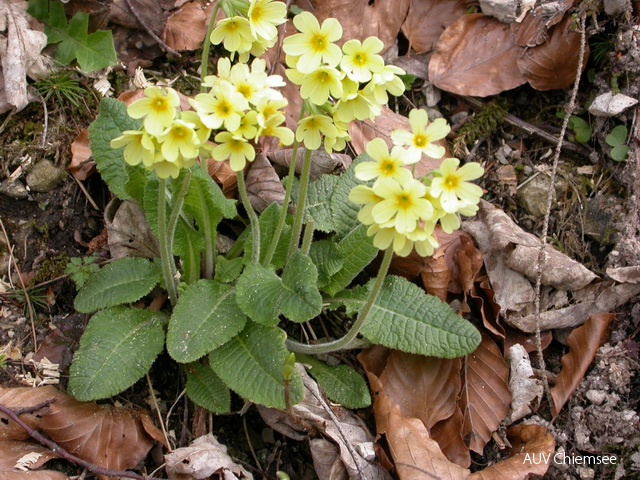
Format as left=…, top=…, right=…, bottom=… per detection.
left=146, top=373, right=172, bottom=451
left=0, top=219, right=38, bottom=352
left=69, top=173, right=99, bottom=211
left=123, top=0, right=181, bottom=57
left=534, top=11, right=587, bottom=413
left=13, top=399, right=56, bottom=416
left=0, top=401, right=163, bottom=480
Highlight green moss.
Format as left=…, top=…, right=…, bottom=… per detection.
left=453, top=99, right=508, bottom=156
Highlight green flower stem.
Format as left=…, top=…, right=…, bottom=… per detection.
left=287, top=147, right=312, bottom=259
left=300, top=219, right=314, bottom=256
left=200, top=2, right=222, bottom=88
left=158, top=178, right=178, bottom=306
left=286, top=246, right=394, bottom=354
left=236, top=171, right=260, bottom=264
left=263, top=103, right=307, bottom=266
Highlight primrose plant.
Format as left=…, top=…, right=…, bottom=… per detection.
left=68, top=0, right=485, bottom=413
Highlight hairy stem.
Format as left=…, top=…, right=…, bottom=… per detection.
left=286, top=247, right=394, bottom=354
left=237, top=171, right=261, bottom=264
left=158, top=178, right=179, bottom=306
left=287, top=147, right=313, bottom=259
left=200, top=2, right=222, bottom=87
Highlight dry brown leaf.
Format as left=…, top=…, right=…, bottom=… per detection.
left=428, top=14, right=527, bottom=97
left=207, top=157, right=237, bottom=198
left=517, top=15, right=589, bottom=91
left=309, top=438, right=348, bottom=480
left=269, top=148, right=351, bottom=179
left=0, top=1, right=49, bottom=113
left=431, top=407, right=471, bottom=468
left=512, top=0, right=575, bottom=47
left=38, top=392, right=159, bottom=472
left=0, top=440, right=58, bottom=470
left=162, top=1, right=207, bottom=51
left=505, top=344, right=543, bottom=424
left=246, top=154, right=285, bottom=213
left=461, top=334, right=511, bottom=454
left=606, top=265, right=640, bottom=283
left=0, top=471, right=69, bottom=480
left=69, top=129, right=95, bottom=181
left=104, top=198, right=159, bottom=260
left=0, top=386, right=61, bottom=441
left=165, top=433, right=253, bottom=479
left=401, top=0, right=469, bottom=54
left=550, top=313, right=615, bottom=418
left=313, top=0, right=410, bottom=52
left=109, top=0, right=168, bottom=34
left=468, top=424, right=554, bottom=479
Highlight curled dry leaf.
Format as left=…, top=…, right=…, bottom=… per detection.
left=258, top=366, right=390, bottom=479
left=164, top=433, right=253, bottom=479
left=468, top=424, right=554, bottom=480
left=104, top=198, right=160, bottom=260
left=269, top=148, right=351, bottom=179
left=606, top=265, right=640, bottom=284
left=0, top=386, right=61, bottom=441
left=401, top=0, right=469, bottom=54
left=517, top=15, right=589, bottom=91
left=207, top=157, right=237, bottom=198
left=0, top=471, right=69, bottom=480
left=428, top=14, right=527, bottom=97
left=550, top=313, right=615, bottom=418
left=0, top=440, right=58, bottom=470
left=162, top=1, right=207, bottom=51
left=313, top=0, right=410, bottom=51
left=245, top=154, right=285, bottom=213
left=69, top=129, right=95, bottom=181
left=461, top=334, right=511, bottom=454
left=0, top=1, right=49, bottom=113
left=505, top=344, right=543, bottom=424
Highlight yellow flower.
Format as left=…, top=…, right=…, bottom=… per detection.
left=179, top=111, right=212, bottom=146
left=127, top=86, right=180, bottom=136
left=295, top=114, right=338, bottom=150
left=248, top=0, right=287, bottom=43
left=340, top=37, right=384, bottom=83
left=430, top=158, right=484, bottom=213
left=323, top=120, right=350, bottom=153
left=210, top=16, right=254, bottom=54
left=282, top=12, right=342, bottom=74
left=150, top=157, right=183, bottom=179
left=233, top=110, right=259, bottom=140
left=391, top=109, right=450, bottom=163
left=333, top=87, right=380, bottom=123
left=254, top=96, right=289, bottom=128
left=371, top=177, right=434, bottom=234
left=348, top=184, right=380, bottom=226
left=255, top=113, right=294, bottom=145
left=365, top=64, right=406, bottom=104
left=212, top=132, right=256, bottom=172
left=354, top=138, right=412, bottom=182
left=157, top=119, right=200, bottom=163
left=110, top=130, right=156, bottom=167
left=190, top=81, right=249, bottom=132
left=294, top=65, right=344, bottom=105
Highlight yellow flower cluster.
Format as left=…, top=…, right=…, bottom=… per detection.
left=349, top=109, right=484, bottom=257
left=210, top=0, right=287, bottom=61
left=111, top=87, right=209, bottom=179
left=282, top=11, right=406, bottom=152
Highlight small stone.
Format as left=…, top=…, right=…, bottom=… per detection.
left=585, top=389, right=606, bottom=405
left=604, top=0, right=630, bottom=16
left=0, top=179, right=28, bottom=198
left=578, top=467, right=595, bottom=480
left=582, top=195, right=619, bottom=244
left=26, top=159, right=66, bottom=193
left=516, top=173, right=567, bottom=217
left=480, top=0, right=517, bottom=22
left=588, top=92, right=638, bottom=117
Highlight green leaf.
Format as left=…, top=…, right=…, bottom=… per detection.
left=215, top=256, right=245, bottom=283
left=184, top=168, right=237, bottom=233
left=208, top=322, right=304, bottom=409
left=89, top=98, right=148, bottom=201
left=69, top=306, right=166, bottom=401
left=339, top=276, right=481, bottom=358
left=167, top=280, right=247, bottom=363
left=323, top=224, right=378, bottom=296
left=245, top=203, right=292, bottom=269
left=304, top=175, right=339, bottom=232
left=236, top=251, right=323, bottom=325
left=610, top=145, right=629, bottom=162
left=568, top=116, right=591, bottom=144
left=330, top=155, right=370, bottom=239
left=605, top=125, right=627, bottom=147
left=309, top=240, right=344, bottom=289
left=39, top=1, right=117, bottom=72
left=185, top=363, right=231, bottom=414
left=74, top=257, right=161, bottom=313
left=298, top=355, right=371, bottom=409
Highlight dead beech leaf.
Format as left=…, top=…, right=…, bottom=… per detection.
left=468, top=424, right=554, bottom=480
left=162, top=2, right=207, bottom=51
left=0, top=386, right=62, bottom=441
left=0, top=440, right=58, bottom=470
left=550, top=313, right=615, bottom=418
left=0, top=471, right=69, bottom=480
left=431, top=407, right=471, bottom=468
left=104, top=198, right=160, bottom=260
left=38, top=392, right=159, bottom=472
left=606, top=265, right=640, bottom=284
left=269, top=148, right=351, bottom=179
left=512, top=0, right=575, bottom=47
left=109, top=0, right=168, bottom=34
left=207, top=157, right=237, bottom=198
left=401, top=0, right=469, bottom=54
left=246, top=154, right=285, bottom=213
left=165, top=433, right=253, bottom=479
left=429, top=14, right=527, bottom=97
left=505, top=344, right=543, bottom=424
left=69, top=129, right=95, bottom=181
left=517, top=15, right=589, bottom=91
left=313, top=0, right=410, bottom=52
left=461, top=334, right=511, bottom=454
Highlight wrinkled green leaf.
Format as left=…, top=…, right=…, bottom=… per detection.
left=330, top=155, right=369, bottom=239
left=74, top=257, right=161, bottom=313
left=215, top=256, right=244, bottom=283
left=69, top=306, right=166, bottom=400
left=245, top=202, right=292, bottom=269
left=309, top=240, right=344, bottom=289
left=186, top=362, right=231, bottom=414
left=209, top=322, right=304, bottom=409
left=304, top=175, right=339, bottom=232
left=168, top=280, right=246, bottom=363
